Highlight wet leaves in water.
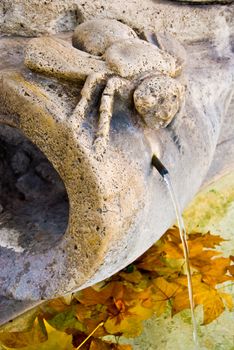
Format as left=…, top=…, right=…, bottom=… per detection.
left=0, top=227, right=233, bottom=349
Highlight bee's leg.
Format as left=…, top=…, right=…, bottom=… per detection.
left=94, top=76, right=130, bottom=158
left=69, top=72, right=109, bottom=128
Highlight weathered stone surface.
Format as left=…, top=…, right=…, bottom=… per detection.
left=175, top=0, right=232, bottom=3
left=0, top=0, right=81, bottom=36
left=0, top=0, right=232, bottom=41
left=72, top=19, right=138, bottom=56
left=133, top=75, right=185, bottom=129
left=0, top=0, right=233, bottom=326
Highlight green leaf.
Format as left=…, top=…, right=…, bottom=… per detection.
left=47, top=306, right=84, bottom=333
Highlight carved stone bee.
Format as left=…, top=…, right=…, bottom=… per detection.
left=25, top=19, right=185, bottom=156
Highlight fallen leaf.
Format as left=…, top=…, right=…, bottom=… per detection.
left=89, top=339, right=132, bottom=350
left=0, top=318, right=47, bottom=349
left=199, top=257, right=233, bottom=287
left=219, top=292, right=233, bottom=311
left=118, top=270, right=142, bottom=283
left=76, top=283, right=114, bottom=306
left=47, top=306, right=84, bottom=333
left=152, top=277, right=183, bottom=316
left=105, top=302, right=153, bottom=338
left=173, top=275, right=225, bottom=324
left=136, top=245, right=165, bottom=271
left=189, top=232, right=225, bottom=248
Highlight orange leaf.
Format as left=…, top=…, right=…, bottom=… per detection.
left=76, top=304, right=92, bottom=323
left=189, top=232, right=225, bottom=248
left=228, top=265, right=234, bottom=276
left=46, top=297, right=70, bottom=313
left=200, top=257, right=233, bottom=287
left=76, top=283, right=114, bottom=306
left=90, top=339, right=132, bottom=350
left=159, top=241, right=184, bottom=259
left=89, top=339, right=111, bottom=350
left=190, top=250, right=221, bottom=270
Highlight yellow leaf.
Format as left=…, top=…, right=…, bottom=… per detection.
left=174, top=275, right=225, bottom=324
left=152, top=277, right=183, bottom=316
left=160, top=241, right=184, bottom=259
left=0, top=318, right=47, bottom=349
left=24, top=320, right=73, bottom=350
left=201, top=290, right=224, bottom=325
left=105, top=316, right=143, bottom=338
left=153, top=277, right=182, bottom=299
left=104, top=303, right=152, bottom=338
left=172, top=290, right=191, bottom=315
left=219, top=292, right=233, bottom=311
left=119, top=270, right=142, bottom=283
left=136, top=245, right=165, bottom=271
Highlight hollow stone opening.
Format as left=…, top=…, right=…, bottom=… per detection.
left=0, top=124, right=69, bottom=253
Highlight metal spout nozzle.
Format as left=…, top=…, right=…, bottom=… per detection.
left=151, top=154, right=169, bottom=178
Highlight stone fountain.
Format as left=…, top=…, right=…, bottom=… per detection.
left=0, top=0, right=233, bottom=325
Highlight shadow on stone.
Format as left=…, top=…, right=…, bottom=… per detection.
left=0, top=124, right=69, bottom=254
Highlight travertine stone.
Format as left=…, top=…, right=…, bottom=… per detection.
left=72, top=19, right=138, bottom=56
left=0, top=0, right=233, bottom=326
left=104, top=39, right=178, bottom=78
left=24, top=26, right=184, bottom=154
left=133, top=75, right=185, bottom=129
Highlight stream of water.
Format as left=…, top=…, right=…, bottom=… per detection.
left=164, top=174, right=199, bottom=348
left=152, top=155, right=199, bottom=348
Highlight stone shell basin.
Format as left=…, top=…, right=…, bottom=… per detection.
left=0, top=29, right=233, bottom=302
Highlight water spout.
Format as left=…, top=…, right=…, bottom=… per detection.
left=152, top=154, right=199, bottom=349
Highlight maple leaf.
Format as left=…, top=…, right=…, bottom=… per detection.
left=151, top=277, right=183, bottom=316
left=76, top=283, right=114, bottom=306
left=189, top=231, right=226, bottom=248
left=89, top=338, right=112, bottom=350
left=104, top=297, right=153, bottom=338
left=162, top=227, right=182, bottom=244
left=46, top=305, right=84, bottom=333
left=173, top=275, right=227, bottom=324
left=159, top=241, right=184, bottom=259
left=190, top=250, right=221, bottom=269
left=136, top=245, right=165, bottom=271
left=228, top=256, right=234, bottom=276
left=0, top=318, right=47, bottom=349
left=228, top=265, right=234, bottom=276
left=76, top=304, right=93, bottom=323
left=118, top=270, right=142, bottom=283
left=1, top=226, right=233, bottom=350
left=89, top=338, right=132, bottom=350
left=219, top=292, right=233, bottom=311
left=199, top=257, right=234, bottom=287
left=1, top=320, right=73, bottom=350
left=82, top=315, right=107, bottom=337
left=45, top=297, right=71, bottom=313
left=35, top=320, right=73, bottom=350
